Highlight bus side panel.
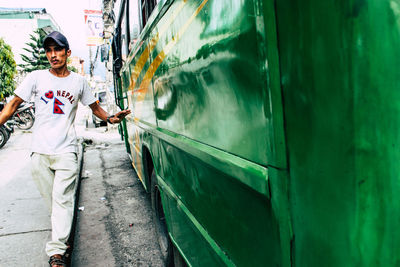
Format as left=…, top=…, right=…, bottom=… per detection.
left=142, top=130, right=163, bottom=191
left=122, top=37, right=158, bottom=183
left=160, top=181, right=227, bottom=267
left=148, top=1, right=282, bottom=265
left=120, top=0, right=286, bottom=265
left=153, top=0, right=271, bottom=167
left=158, top=139, right=281, bottom=266
left=275, top=0, right=400, bottom=266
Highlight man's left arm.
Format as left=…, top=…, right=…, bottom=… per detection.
left=0, top=96, right=24, bottom=125
left=89, top=102, right=131, bottom=124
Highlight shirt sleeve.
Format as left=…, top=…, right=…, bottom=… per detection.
left=14, top=72, right=36, bottom=102
left=80, top=78, right=97, bottom=106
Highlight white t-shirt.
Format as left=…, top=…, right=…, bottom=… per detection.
left=15, top=70, right=97, bottom=155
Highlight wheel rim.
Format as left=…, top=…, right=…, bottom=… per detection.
left=16, top=112, right=34, bottom=130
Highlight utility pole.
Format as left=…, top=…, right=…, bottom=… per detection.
left=89, top=45, right=99, bottom=78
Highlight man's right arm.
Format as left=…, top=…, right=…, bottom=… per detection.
left=0, top=96, right=24, bottom=126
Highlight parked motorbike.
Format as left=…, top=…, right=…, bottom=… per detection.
left=12, top=102, right=35, bottom=130
left=0, top=120, right=14, bottom=149
left=0, top=100, right=34, bottom=148
left=0, top=125, right=8, bottom=149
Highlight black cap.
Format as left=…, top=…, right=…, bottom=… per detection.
left=43, top=31, right=69, bottom=50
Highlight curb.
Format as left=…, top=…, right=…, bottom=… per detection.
left=66, top=139, right=85, bottom=265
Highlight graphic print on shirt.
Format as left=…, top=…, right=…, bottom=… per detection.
left=41, top=90, right=54, bottom=104
left=45, top=90, right=54, bottom=99
left=40, top=90, right=75, bottom=115
left=54, top=98, right=65, bottom=114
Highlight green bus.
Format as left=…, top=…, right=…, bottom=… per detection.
left=111, top=0, right=400, bottom=266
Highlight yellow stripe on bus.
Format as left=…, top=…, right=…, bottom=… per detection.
left=128, top=48, right=150, bottom=91
left=127, top=0, right=188, bottom=91
left=134, top=0, right=210, bottom=117
left=132, top=128, right=143, bottom=181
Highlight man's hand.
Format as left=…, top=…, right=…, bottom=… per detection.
left=89, top=101, right=131, bottom=124
left=108, top=109, right=131, bottom=124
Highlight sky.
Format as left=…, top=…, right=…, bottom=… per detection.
left=0, top=0, right=105, bottom=77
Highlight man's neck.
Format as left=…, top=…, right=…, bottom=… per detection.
left=49, top=67, right=70, bottom=78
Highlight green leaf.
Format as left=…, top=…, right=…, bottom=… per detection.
left=18, top=29, right=50, bottom=75
left=0, top=37, right=16, bottom=99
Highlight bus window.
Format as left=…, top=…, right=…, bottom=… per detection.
left=140, top=0, right=157, bottom=29
left=121, top=7, right=130, bottom=61
left=112, top=0, right=128, bottom=75
left=111, top=25, right=122, bottom=76
left=128, top=0, right=140, bottom=49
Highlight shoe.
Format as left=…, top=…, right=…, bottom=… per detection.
left=48, top=254, right=66, bottom=267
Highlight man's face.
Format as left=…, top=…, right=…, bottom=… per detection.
left=44, top=40, right=71, bottom=69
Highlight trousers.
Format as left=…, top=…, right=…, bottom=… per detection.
left=31, top=152, right=78, bottom=257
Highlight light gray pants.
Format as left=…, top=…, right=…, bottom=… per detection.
left=31, top=152, right=78, bottom=257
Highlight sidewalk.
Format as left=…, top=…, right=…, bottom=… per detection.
left=0, top=130, right=163, bottom=266
left=0, top=105, right=99, bottom=267
left=0, top=130, right=51, bottom=267
left=0, top=129, right=84, bottom=267
left=70, top=132, right=163, bottom=266
left=0, top=105, right=163, bottom=266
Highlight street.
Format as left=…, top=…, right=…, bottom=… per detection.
left=0, top=106, right=163, bottom=266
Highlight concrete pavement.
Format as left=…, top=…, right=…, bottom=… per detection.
left=0, top=129, right=51, bottom=267
left=0, top=105, right=163, bottom=266
left=71, top=135, right=163, bottom=266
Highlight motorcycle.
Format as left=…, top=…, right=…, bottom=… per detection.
left=12, top=102, right=35, bottom=130
left=0, top=120, right=14, bottom=149
left=0, top=125, right=8, bottom=149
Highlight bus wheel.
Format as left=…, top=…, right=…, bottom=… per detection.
left=151, top=170, right=174, bottom=266
left=173, top=244, right=187, bottom=267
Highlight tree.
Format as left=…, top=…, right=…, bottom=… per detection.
left=19, top=29, right=51, bottom=72
left=20, top=29, right=79, bottom=73
left=0, top=38, right=17, bottom=100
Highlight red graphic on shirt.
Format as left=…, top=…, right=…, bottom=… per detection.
left=53, top=98, right=65, bottom=114
left=45, top=90, right=54, bottom=99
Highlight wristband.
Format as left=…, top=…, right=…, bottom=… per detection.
left=107, top=115, right=114, bottom=124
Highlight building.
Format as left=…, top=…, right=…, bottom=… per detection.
left=68, top=56, right=85, bottom=76
left=0, top=7, right=60, bottom=67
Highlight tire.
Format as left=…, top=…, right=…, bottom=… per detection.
left=92, top=115, right=99, bottom=128
left=150, top=170, right=187, bottom=267
left=16, top=111, right=34, bottom=130
left=3, top=126, right=10, bottom=141
left=173, top=244, right=187, bottom=267
left=151, top=170, right=174, bottom=267
left=0, top=127, right=8, bottom=149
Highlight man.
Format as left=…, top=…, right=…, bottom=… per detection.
left=0, top=31, right=130, bottom=266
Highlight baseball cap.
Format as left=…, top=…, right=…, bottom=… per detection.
left=43, top=31, right=69, bottom=50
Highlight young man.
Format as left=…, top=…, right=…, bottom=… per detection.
left=0, top=31, right=130, bottom=266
